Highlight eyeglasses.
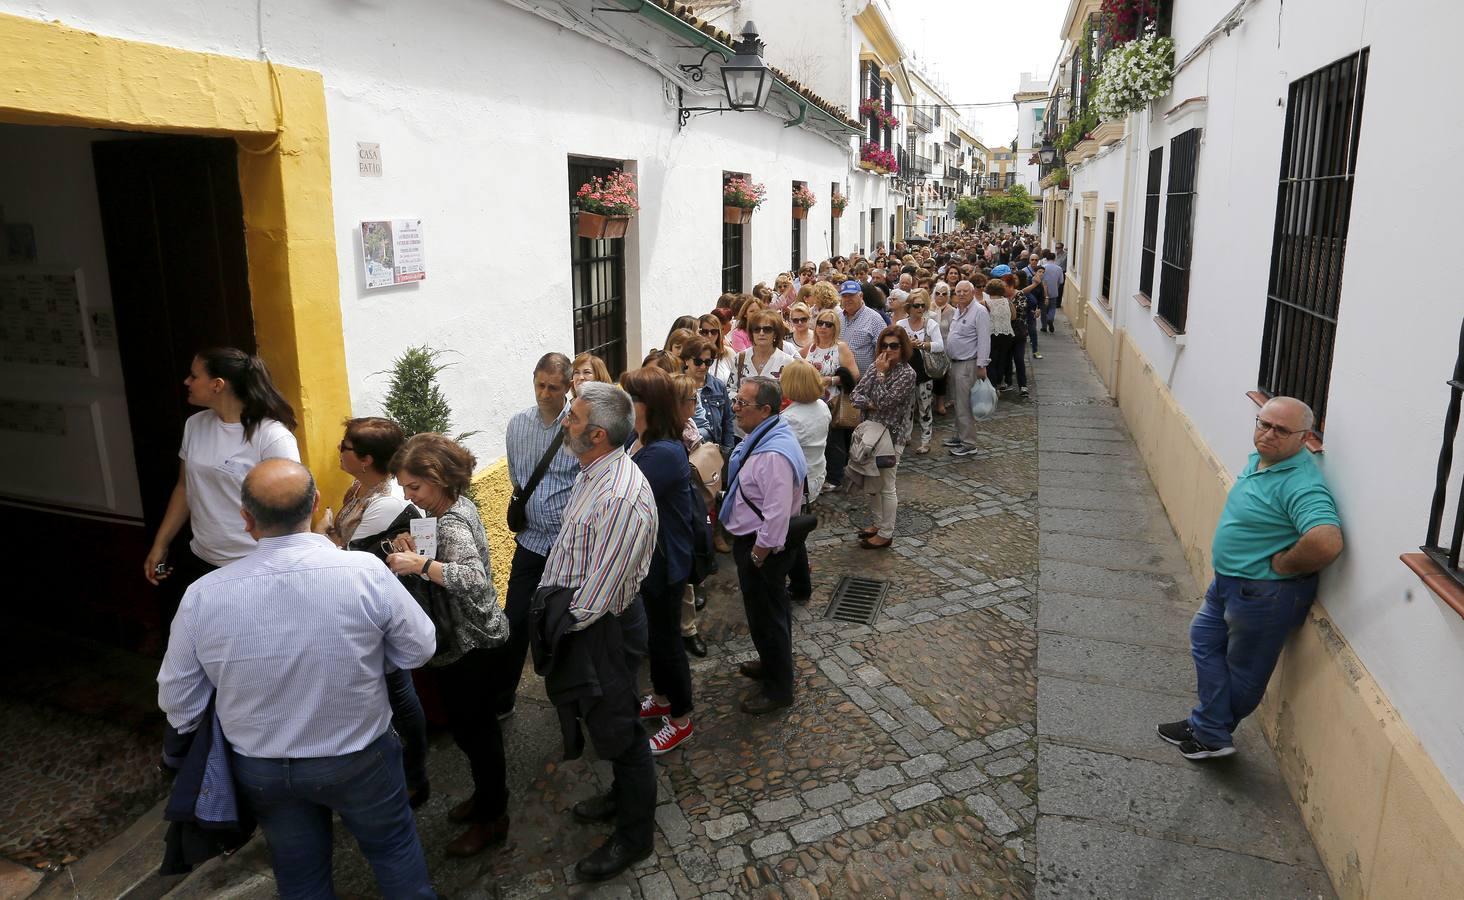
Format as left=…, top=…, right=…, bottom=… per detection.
left=879, top=342, right=903, bottom=351
left=910, top=303, right=927, bottom=310
left=790, top=317, right=809, bottom=324
left=339, top=441, right=356, bottom=453
left=688, top=357, right=713, bottom=367
left=731, top=397, right=762, bottom=409
left=1255, top=417, right=1303, bottom=438
left=698, top=328, right=720, bottom=336
left=815, top=320, right=835, bottom=328
left=751, top=325, right=776, bottom=334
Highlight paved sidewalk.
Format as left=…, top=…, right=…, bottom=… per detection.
left=1033, top=314, right=1334, bottom=898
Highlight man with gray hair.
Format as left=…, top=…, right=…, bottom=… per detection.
left=721, top=376, right=808, bottom=715
left=1158, top=397, right=1343, bottom=761
left=492, top=351, right=578, bottom=719
left=943, top=280, right=992, bottom=457
left=538, top=381, right=660, bottom=882
left=158, top=459, right=437, bottom=898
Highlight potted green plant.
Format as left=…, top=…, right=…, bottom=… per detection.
left=574, top=170, right=638, bottom=240
left=830, top=191, right=848, bottom=218
left=723, top=176, right=765, bottom=224
left=792, top=184, right=817, bottom=219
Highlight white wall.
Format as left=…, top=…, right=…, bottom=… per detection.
left=1, top=0, right=864, bottom=466
left=0, top=124, right=144, bottom=520
left=1067, top=0, right=1464, bottom=796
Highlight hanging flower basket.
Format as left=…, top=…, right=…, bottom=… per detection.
left=723, top=205, right=754, bottom=224
left=831, top=207, right=844, bottom=218
left=858, top=160, right=878, bottom=172
left=1091, top=33, right=1175, bottom=119
left=576, top=211, right=630, bottom=240
left=574, top=170, right=638, bottom=241
left=792, top=184, right=817, bottom=219
left=792, top=207, right=808, bottom=219
left=722, top=176, right=765, bottom=225
left=830, top=192, right=848, bottom=218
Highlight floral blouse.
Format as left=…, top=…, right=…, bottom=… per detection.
left=851, top=361, right=917, bottom=448
left=426, top=494, right=508, bottom=666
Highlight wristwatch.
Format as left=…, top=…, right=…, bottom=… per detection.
left=420, top=558, right=433, bottom=579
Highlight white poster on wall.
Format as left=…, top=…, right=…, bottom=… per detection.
left=361, top=219, right=426, bottom=289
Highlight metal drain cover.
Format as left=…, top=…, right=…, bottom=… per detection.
left=826, top=575, right=890, bottom=626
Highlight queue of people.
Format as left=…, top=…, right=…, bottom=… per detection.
left=148, top=230, right=1070, bottom=895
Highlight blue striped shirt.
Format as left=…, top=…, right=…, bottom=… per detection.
left=506, top=403, right=578, bottom=556
left=157, top=532, right=436, bottom=758
left=540, top=448, right=657, bottom=628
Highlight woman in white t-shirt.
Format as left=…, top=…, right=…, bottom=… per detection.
left=317, top=417, right=412, bottom=547
left=143, top=348, right=300, bottom=592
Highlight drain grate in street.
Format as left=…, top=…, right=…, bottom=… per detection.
left=825, top=575, right=890, bottom=626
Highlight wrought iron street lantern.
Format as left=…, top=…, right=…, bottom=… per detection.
left=722, top=22, right=773, bottom=111
left=1039, top=140, right=1057, bottom=166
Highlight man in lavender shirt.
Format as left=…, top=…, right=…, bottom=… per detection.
left=720, top=377, right=808, bottom=716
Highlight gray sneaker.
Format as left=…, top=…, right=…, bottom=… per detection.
left=949, top=444, right=979, bottom=457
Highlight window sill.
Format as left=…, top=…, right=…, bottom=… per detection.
left=1246, top=390, right=1324, bottom=453
left=1400, top=553, right=1464, bottom=620
left=1098, top=294, right=1112, bottom=312
left=1154, top=314, right=1186, bottom=345
left=1134, top=292, right=1152, bottom=309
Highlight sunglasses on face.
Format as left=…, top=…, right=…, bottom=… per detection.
left=816, top=320, right=835, bottom=328
left=698, top=328, right=720, bottom=336
left=790, top=317, right=809, bottom=324
left=688, top=357, right=713, bottom=367
left=339, top=441, right=356, bottom=453
left=751, top=325, right=776, bottom=334
left=910, top=303, right=926, bottom=310
left=880, top=342, right=902, bottom=351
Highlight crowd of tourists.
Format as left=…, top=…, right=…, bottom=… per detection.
left=146, top=230, right=1070, bottom=896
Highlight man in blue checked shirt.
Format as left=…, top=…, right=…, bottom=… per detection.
left=158, top=459, right=436, bottom=899
left=490, top=352, right=578, bottom=720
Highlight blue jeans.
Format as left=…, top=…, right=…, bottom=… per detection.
left=1188, top=574, right=1317, bottom=748
left=1026, top=311, right=1040, bottom=352
left=233, top=731, right=434, bottom=900
left=384, top=669, right=427, bottom=793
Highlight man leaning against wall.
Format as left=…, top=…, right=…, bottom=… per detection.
left=1158, top=397, right=1344, bottom=761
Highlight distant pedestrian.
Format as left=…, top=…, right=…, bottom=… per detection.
left=943, top=280, right=992, bottom=458
left=1158, top=398, right=1343, bottom=760
left=851, top=327, right=917, bottom=549
left=158, top=459, right=436, bottom=900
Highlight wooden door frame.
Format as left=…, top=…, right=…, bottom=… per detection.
left=0, top=12, right=353, bottom=504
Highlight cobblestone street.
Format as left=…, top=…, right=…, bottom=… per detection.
left=312, top=377, right=1043, bottom=899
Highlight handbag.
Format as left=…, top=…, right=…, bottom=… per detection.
left=507, top=428, right=566, bottom=532
left=689, top=442, right=723, bottom=508
left=829, top=393, right=862, bottom=430
left=917, top=322, right=950, bottom=378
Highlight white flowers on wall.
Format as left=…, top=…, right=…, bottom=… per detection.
left=1092, top=34, right=1175, bottom=120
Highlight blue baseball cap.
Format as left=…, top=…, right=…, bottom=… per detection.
left=839, top=280, right=862, bottom=295
left=990, top=264, right=1012, bottom=277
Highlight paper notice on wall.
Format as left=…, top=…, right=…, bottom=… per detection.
left=361, top=219, right=426, bottom=289
left=409, top=516, right=438, bottom=560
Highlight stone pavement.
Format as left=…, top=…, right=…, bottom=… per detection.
left=314, top=380, right=1045, bottom=898
left=1033, top=314, right=1334, bottom=899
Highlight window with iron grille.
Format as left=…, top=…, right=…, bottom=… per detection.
left=1100, top=209, right=1116, bottom=306
left=883, top=80, right=894, bottom=152
left=1257, top=49, right=1369, bottom=432
left=830, top=181, right=840, bottom=257
left=568, top=158, right=627, bottom=375
left=1157, top=127, right=1201, bottom=332
left=791, top=181, right=804, bottom=271
left=722, top=173, right=745, bottom=294
left=1139, top=147, right=1162, bottom=299
left=1423, top=319, right=1464, bottom=590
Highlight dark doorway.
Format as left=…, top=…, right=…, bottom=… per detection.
left=93, top=137, right=256, bottom=531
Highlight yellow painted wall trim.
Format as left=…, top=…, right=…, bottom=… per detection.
left=1079, top=324, right=1464, bottom=897
left=471, top=459, right=514, bottom=603
left=853, top=5, right=903, bottom=72
left=0, top=12, right=353, bottom=505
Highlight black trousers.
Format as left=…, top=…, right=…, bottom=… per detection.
left=787, top=544, right=812, bottom=598
left=437, top=648, right=508, bottom=822
left=825, top=425, right=851, bottom=487
left=732, top=534, right=796, bottom=703
left=384, top=668, right=428, bottom=793
left=642, top=579, right=694, bottom=718
left=989, top=333, right=1017, bottom=386
left=604, top=601, right=656, bottom=849
left=489, top=544, right=547, bottom=716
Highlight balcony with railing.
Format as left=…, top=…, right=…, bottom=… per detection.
left=908, top=154, right=933, bottom=177
left=944, top=164, right=964, bottom=181
left=913, top=108, right=933, bottom=132
left=945, top=130, right=959, bottom=148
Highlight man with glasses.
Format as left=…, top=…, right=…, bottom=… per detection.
left=1158, top=397, right=1343, bottom=761
left=942, top=280, right=991, bottom=458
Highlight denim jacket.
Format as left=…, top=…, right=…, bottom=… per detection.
left=699, top=374, right=734, bottom=454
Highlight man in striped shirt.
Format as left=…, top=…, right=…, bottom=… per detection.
left=538, top=382, right=660, bottom=882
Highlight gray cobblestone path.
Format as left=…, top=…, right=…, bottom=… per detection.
left=1033, top=314, right=1334, bottom=899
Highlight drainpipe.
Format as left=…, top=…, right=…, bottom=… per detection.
left=1108, top=109, right=1139, bottom=401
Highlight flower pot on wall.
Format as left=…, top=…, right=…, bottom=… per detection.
left=792, top=207, right=808, bottom=219
left=858, top=160, right=877, bottom=172
left=577, top=211, right=630, bottom=240
left=832, top=208, right=844, bottom=219
left=724, top=206, right=754, bottom=225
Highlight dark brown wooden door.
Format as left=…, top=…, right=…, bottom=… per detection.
left=92, top=137, right=255, bottom=531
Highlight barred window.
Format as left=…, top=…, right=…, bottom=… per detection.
left=1139, top=147, right=1162, bottom=299
left=1156, top=128, right=1201, bottom=332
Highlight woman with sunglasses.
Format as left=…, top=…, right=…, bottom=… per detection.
left=801, top=309, right=859, bottom=492
left=697, top=313, right=736, bottom=384
left=782, top=301, right=816, bottom=356
left=678, top=337, right=734, bottom=458
left=727, top=295, right=763, bottom=353
left=850, top=327, right=917, bottom=550
left=930, top=281, right=956, bottom=415
left=729, top=310, right=795, bottom=436
left=896, top=290, right=944, bottom=455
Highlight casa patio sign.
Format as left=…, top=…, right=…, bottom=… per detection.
left=361, top=219, right=425, bottom=289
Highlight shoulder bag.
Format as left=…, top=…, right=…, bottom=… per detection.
left=729, top=421, right=818, bottom=552
left=919, top=322, right=950, bottom=379
left=506, top=429, right=566, bottom=532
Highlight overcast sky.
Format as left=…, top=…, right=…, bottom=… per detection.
left=887, top=0, right=1069, bottom=146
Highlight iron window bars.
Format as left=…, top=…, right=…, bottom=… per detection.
left=568, top=159, right=627, bottom=376
left=1157, top=127, right=1201, bottom=332
left=1257, top=49, right=1369, bottom=432
left=1139, top=147, right=1162, bottom=299
left=1423, top=319, right=1464, bottom=589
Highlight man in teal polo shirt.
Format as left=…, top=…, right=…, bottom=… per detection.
left=1158, top=397, right=1344, bottom=760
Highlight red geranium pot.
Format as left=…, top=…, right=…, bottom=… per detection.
left=577, top=211, right=630, bottom=240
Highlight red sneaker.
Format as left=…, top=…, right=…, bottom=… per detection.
left=649, top=718, right=694, bottom=755
left=639, top=695, right=671, bottom=719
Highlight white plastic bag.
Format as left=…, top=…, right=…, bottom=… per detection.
left=970, top=377, right=998, bottom=420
